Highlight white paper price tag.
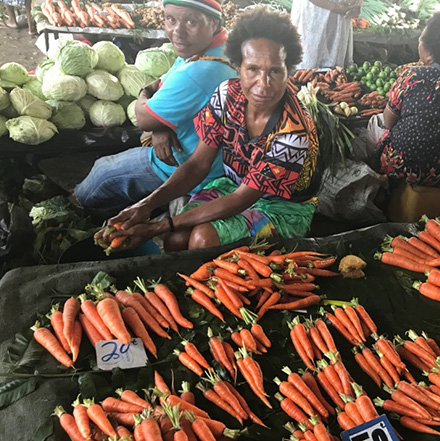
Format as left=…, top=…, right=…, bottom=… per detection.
left=96, top=338, right=148, bottom=371
left=341, top=415, right=399, bottom=441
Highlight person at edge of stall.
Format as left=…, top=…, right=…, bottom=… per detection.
left=95, top=6, right=321, bottom=252
left=372, top=12, right=440, bottom=188
left=2, top=0, right=36, bottom=35
left=290, top=0, right=362, bottom=69
left=72, top=0, right=236, bottom=219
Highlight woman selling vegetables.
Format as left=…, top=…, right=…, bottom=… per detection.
left=95, top=6, right=321, bottom=251
left=373, top=13, right=440, bottom=187
left=73, top=0, right=236, bottom=218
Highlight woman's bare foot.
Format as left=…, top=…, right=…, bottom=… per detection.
left=4, top=19, right=18, bottom=29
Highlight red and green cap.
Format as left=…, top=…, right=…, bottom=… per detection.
left=163, top=0, right=222, bottom=20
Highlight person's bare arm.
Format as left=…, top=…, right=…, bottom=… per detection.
left=383, top=106, right=400, bottom=130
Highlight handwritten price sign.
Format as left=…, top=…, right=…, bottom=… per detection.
left=341, top=415, right=399, bottom=441
left=96, top=338, right=148, bottom=371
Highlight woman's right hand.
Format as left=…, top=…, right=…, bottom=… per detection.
left=107, top=199, right=154, bottom=231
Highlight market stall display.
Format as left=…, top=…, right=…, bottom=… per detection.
left=0, top=41, right=176, bottom=146
left=3, top=222, right=440, bottom=440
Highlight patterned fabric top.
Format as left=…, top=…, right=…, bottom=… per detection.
left=381, top=66, right=440, bottom=162
left=193, top=78, right=320, bottom=202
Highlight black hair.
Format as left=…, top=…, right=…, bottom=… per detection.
left=225, top=5, right=303, bottom=72
left=421, top=12, right=440, bottom=63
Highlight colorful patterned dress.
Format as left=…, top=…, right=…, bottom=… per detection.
left=180, top=78, right=321, bottom=245
left=375, top=65, right=440, bottom=187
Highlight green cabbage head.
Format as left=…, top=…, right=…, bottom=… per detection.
left=10, top=88, right=52, bottom=119
left=135, top=47, right=176, bottom=79
left=23, top=76, right=46, bottom=101
left=126, top=100, right=138, bottom=126
left=36, top=58, right=55, bottom=82
left=117, top=65, right=152, bottom=98
left=42, top=66, right=87, bottom=101
left=0, top=87, right=10, bottom=111
left=56, top=41, right=99, bottom=77
left=89, top=100, right=126, bottom=127
left=0, top=62, right=30, bottom=85
left=93, top=41, right=126, bottom=74
left=86, top=70, right=124, bottom=101
left=0, top=115, right=7, bottom=137
left=78, top=95, right=97, bottom=118
left=6, top=116, right=58, bottom=145
left=47, top=100, right=86, bottom=130
left=1, top=104, right=19, bottom=118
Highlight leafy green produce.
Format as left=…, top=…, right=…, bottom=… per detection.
left=89, top=100, right=126, bottom=127
left=85, top=70, right=124, bottom=101
left=0, top=86, right=10, bottom=111
left=93, top=41, right=126, bottom=74
left=9, top=88, right=52, bottom=120
left=42, top=66, right=87, bottom=102
left=22, top=77, right=46, bottom=101
left=0, top=62, right=29, bottom=86
left=117, top=64, right=152, bottom=98
left=127, top=100, right=138, bottom=126
left=55, top=40, right=98, bottom=77
left=135, top=46, right=177, bottom=79
left=5, top=116, right=58, bottom=145
left=46, top=100, right=86, bottom=130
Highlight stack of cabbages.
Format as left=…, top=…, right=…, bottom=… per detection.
left=0, top=40, right=176, bottom=145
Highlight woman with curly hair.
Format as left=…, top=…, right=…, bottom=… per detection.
left=374, top=13, right=440, bottom=188
left=95, top=6, right=321, bottom=251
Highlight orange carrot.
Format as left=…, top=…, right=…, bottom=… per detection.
left=314, top=319, right=337, bottom=353
left=257, top=291, right=282, bottom=318
left=131, top=291, right=170, bottom=330
left=180, top=381, right=195, bottom=405
left=352, top=347, right=382, bottom=387
left=213, top=258, right=241, bottom=274
left=178, top=273, right=215, bottom=299
left=70, top=320, right=82, bottom=363
left=138, top=412, right=162, bottom=441
left=116, top=425, right=133, bottom=438
left=343, top=397, right=364, bottom=426
left=375, top=251, right=434, bottom=273
left=239, top=329, right=258, bottom=354
left=79, top=295, right=113, bottom=340
left=399, top=416, right=440, bottom=434
left=213, top=268, right=251, bottom=288
left=190, top=261, right=216, bottom=280
left=47, top=304, right=71, bottom=354
left=325, top=312, right=359, bottom=346
left=214, top=284, right=243, bottom=319
left=218, top=277, right=243, bottom=309
left=352, top=384, right=378, bottom=422
left=116, top=388, right=150, bottom=409
left=301, top=371, right=335, bottom=416
left=361, top=346, right=394, bottom=388
left=54, top=406, right=86, bottom=441
left=222, top=341, right=237, bottom=381
left=96, top=297, right=130, bottom=345
left=397, top=345, right=432, bottom=372
left=102, top=397, right=144, bottom=414
left=276, top=393, right=313, bottom=430
left=152, top=280, right=193, bottom=329
left=165, top=394, right=209, bottom=419
left=237, top=259, right=260, bottom=280
left=325, top=352, right=352, bottom=396
left=186, top=288, right=224, bottom=322
left=72, top=396, right=91, bottom=440
left=269, top=295, right=320, bottom=310
left=333, top=307, right=363, bottom=343
left=274, top=377, right=316, bottom=417
left=317, top=359, right=343, bottom=395
left=208, top=328, right=234, bottom=375
left=397, top=381, right=440, bottom=411
left=239, top=255, right=273, bottom=278
left=154, top=371, right=170, bottom=395
left=311, top=416, right=331, bottom=441
left=84, top=399, right=116, bottom=437
left=251, top=323, right=271, bottom=348
left=32, top=322, right=73, bottom=367
left=343, top=305, right=366, bottom=342
left=187, top=414, right=216, bottom=441
left=316, top=370, right=345, bottom=409
left=121, top=306, right=157, bottom=358
left=336, top=409, right=355, bottom=430
left=63, top=297, right=81, bottom=345
left=182, top=340, right=211, bottom=370
left=175, top=350, right=204, bottom=376
left=376, top=337, right=405, bottom=371
left=108, top=411, right=136, bottom=427
left=290, top=322, right=315, bottom=371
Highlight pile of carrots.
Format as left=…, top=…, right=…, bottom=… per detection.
left=33, top=278, right=193, bottom=366
left=181, top=245, right=339, bottom=321
left=376, top=216, right=440, bottom=301
left=55, top=373, right=245, bottom=441
left=351, top=17, right=371, bottom=28
left=40, top=0, right=135, bottom=29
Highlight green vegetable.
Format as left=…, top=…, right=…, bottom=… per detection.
left=135, top=47, right=176, bottom=79
left=89, top=100, right=126, bottom=127
left=5, top=115, right=58, bottom=145
left=23, top=76, right=46, bottom=101
left=0, top=115, right=7, bottom=137
left=1, top=103, right=19, bottom=118
left=55, top=41, right=98, bottom=77
left=117, top=65, right=152, bottom=98
left=85, top=70, right=124, bottom=101
left=10, top=88, right=52, bottom=120
left=42, top=66, right=87, bottom=101
left=126, top=100, right=138, bottom=126
left=77, top=94, right=97, bottom=118
left=0, top=62, right=30, bottom=85
left=93, top=41, right=126, bottom=74
left=36, top=58, right=55, bottom=82
left=118, top=94, right=133, bottom=110
left=0, top=87, right=10, bottom=111
left=47, top=100, right=86, bottom=130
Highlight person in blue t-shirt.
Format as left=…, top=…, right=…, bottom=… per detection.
left=73, top=0, right=236, bottom=218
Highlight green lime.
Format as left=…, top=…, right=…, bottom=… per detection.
left=374, top=60, right=383, bottom=68
left=379, top=71, right=387, bottom=79
left=370, top=84, right=377, bottom=91
left=357, top=68, right=366, bottom=77
left=365, top=72, right=373, bottom=81
left=390, top=78, right=396, bottom=84
left=370, top=66, right=379, bottom=76
left=366, top=81, right=372, bottom=88
left=360, top=78, right=367, bottom=85
left=384, top=66, right=392, bottom=74
left=384, top=82, right=391, bottom=92
left=363, top=61, right=371, bottom=70
left=390, top=71, right=397, bottom=79
left=376, top=78, right=384, bottom=87
left=377, top=87, right=385, bottom=96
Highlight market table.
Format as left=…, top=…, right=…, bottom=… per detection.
left=2, top=222, right=440, bottom=441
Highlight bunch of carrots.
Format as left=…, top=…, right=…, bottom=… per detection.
left=41, top=0, right=135, bottom=29
left=33, top=278, right=193, bottom=365
left=54, top=374, right=244, bottom=441
left=181, top=244, right=339, bottom=322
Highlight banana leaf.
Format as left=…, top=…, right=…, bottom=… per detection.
left=2, top=222, right=440, bottom=440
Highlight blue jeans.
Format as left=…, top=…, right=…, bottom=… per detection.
left=74, top=147, right=164, bottom=218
